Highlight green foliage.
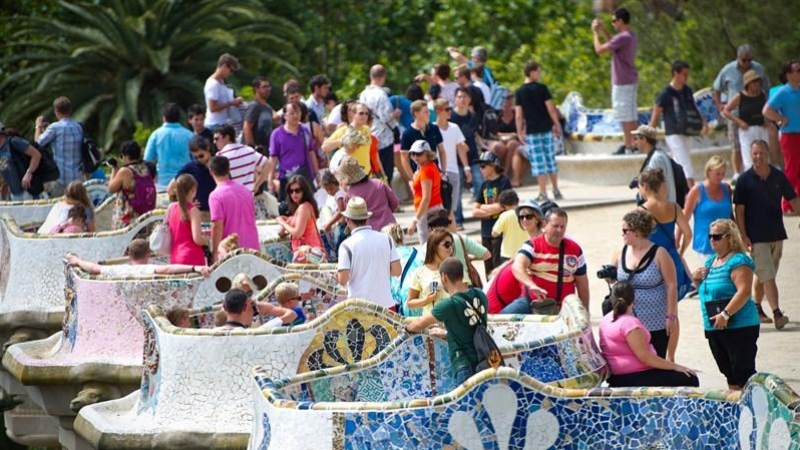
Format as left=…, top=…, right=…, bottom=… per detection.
left=0, top=0, right=303, bottom=150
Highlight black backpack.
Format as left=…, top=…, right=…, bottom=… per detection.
left=8, top=137, right=60, bottom=196
left=638, top=149, right=690, bottom=208
left=78, top=123, right=102, bottom=174
left=459, top=292, right=504, bottom=372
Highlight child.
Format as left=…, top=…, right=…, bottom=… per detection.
left=491, top=190, right=528, bottom=264
left=471, top=152, right=511, bottom=274
left=317, top=169, right=347, bottom=260
left=217, top=233, right=239, bottom=260
left=274, top=281, right=307, bottom=326
left=50, top=205, right=88, bottom=234
left=187, top=104, right=215, bottom=149
left=166, top=307, right=191, bottom=328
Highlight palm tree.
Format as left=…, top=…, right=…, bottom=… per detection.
left=0, top=0, right=303, bottom=149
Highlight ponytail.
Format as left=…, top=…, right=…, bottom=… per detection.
left=174, top=174, right=198, bottom=221
left=611, top=281, right=635, bottom=321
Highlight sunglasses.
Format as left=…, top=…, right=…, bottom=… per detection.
left=356, top=111, right=369, bottom=116
left=519, top=214, right=536, bottom=221
left=440, top=241, right=454, bottom=249
left=622, top=228, right=634, bottom=234
left=709, top=233, right=728, bottom=241
left=287, top=188, right=303, bottom=194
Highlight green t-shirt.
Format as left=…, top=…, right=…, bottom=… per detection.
left=431, top=287, right=488, bottom=374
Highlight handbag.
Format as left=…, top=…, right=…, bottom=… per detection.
left=456, top=234, right=483, bottom=289
left=149, top=204, right=173, bottom=257
left=704, top=299, right=730, bottom=319
left=525, top=240, right=565, bottom=316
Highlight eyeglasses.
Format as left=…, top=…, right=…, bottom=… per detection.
left=439, top=107, right=452, bottom=112
left=287, top=188, right=303, bottom=194
left=519, top=214, right=536, bottom=221
left=709, top=233, right=728, bottom=241
left=357, top=111, right=369, bottom=116
left=440, top=241, right=453, bottom=249
left=622, top=228, right=634, bottom=234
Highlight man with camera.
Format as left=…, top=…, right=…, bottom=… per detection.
left=511, top=207, right=589, bottom=311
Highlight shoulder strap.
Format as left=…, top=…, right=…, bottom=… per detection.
left=555, top=239, right=566, bottom=301
left=638, top=150, right=655, bottom=173
left=456, top=233, right=469, bottom=260
left=399, top=248, right=417, bottom=287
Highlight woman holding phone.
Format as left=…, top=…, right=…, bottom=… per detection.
left=405, top=229, right=454, bottom=316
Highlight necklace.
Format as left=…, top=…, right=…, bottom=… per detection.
left=715, top=249, right=733, bottom=264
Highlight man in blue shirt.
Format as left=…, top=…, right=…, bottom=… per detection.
left=144, top=103, right=193, bottom=191
left=763, top=59, right=800, bottom=216
left=34, top=96, right=83, bottom=196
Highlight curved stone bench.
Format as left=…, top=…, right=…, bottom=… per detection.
left=0, top=210, right=165, bottom=345
left=561, top=87, right=721, bottom=155
left=0, top=180, right=112, bottom=231
left=252, top=367, right=799, bottom=449
left=74, top=299, right=396, bottom=450
left=1, top=256, right=340, bottom=449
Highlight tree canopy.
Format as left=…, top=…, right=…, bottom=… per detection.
left=0, top=0, right=798, bottom=150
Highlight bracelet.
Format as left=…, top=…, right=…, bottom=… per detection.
left=666, top=314, right=678, bottom=321
left=721, top=310, right=731, bottom=320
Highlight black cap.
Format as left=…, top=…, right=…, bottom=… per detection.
left=471, top=151, right=502, bottom=169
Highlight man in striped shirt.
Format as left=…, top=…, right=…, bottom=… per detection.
left=213, top=124, right=267, bottom=192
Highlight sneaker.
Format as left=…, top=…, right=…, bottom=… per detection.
left=613, top=145, right=627, bottom=155
left=553, top=189, right=564, bottom=200
left=757, top=305, right=773, bottom=324
left=535, top=192, right=548, bottom=202
left=774, top=314, right=789, bottom=330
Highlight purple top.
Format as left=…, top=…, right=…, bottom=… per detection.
left=346, top=178, right=399, bottom=231
left=269, top=125, right=312, bottom=179
left=608, top=31, right=638, bottom=85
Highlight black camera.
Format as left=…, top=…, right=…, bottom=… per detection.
left=104, top=157, right=118, bottom=167
left=597, top=265, right=618, bottom=280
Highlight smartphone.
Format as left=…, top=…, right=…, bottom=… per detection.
left=429, top=281, right=439, bottom=293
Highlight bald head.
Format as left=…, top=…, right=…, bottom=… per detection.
left=369, top=64, right=386, bottom=81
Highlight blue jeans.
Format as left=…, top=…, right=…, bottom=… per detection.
left=469, top=163, right=484, bottom=202
left=452, top=365, right=474, bottom=385
left=500, top=297, right=532, bottom=314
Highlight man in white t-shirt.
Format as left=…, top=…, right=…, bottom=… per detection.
left=66, top=239, right=211, bottom=277
left=204, top=53, right=244, bottom=129
left=337, top=197, right=402, bottom=311
left=214, top=124, right=267, bottom=192
left=433, top=98, right=469, bottom=229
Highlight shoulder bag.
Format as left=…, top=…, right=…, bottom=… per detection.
left=456, top=233, right=483, bottom=289
left=149, top=204, right=173, bottom=257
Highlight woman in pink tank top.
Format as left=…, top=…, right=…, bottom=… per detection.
left=168, top=174, right=208, bottom=266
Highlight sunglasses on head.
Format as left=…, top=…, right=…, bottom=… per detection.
left=709, top=233, right=727, bottom=241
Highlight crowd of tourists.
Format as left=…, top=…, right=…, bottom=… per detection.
left=2, top=7, right=799, bottom=391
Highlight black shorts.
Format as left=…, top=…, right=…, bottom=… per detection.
left=705, top=325, right=759, bottom=387
left=649, top=329, right=668, bottom=359
left=609, top=368, right=699, bottom=388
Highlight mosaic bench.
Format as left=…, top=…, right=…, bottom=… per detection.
left=1, top=253, right=338, bottom=449
left=74, top=299, right=392, bottom=450
left=0, top=179, right=112, bottom=231
left=561, top=87, right=722, bottom=155
left=252, top=366, right=799, bottom=450
left=0, top=210, right=165, bottom=349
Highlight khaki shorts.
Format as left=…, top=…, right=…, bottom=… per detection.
left=751, top=241, right=783, bottom=282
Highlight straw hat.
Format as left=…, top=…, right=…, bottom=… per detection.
left=335, top=156, right=368, bottom=185
left=631, top=125, right=657, bottom=140
left=743, top=69, right=762, bottom=88
left=341, top=126, right=370, bottom=148
left=341, top=196, right=372, bottom=220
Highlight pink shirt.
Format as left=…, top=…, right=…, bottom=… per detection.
left=288, top=202, right=323, bottom=251
left=599, top=313, right=655, bottom=375
left=346, top=178, right=398, bottom=231
left=209, top=180, right=260, bottom=252
left=168, top=202, right=206, bottom=266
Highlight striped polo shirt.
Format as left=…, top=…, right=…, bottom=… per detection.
left=217, top=143, right=266, bottom=190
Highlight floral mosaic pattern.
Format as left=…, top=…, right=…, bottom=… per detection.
left=255, top=369, right=800, bottom=450
left=63, top=262, right=79, bottom=350
left=138, top=320, right=161, bottom=414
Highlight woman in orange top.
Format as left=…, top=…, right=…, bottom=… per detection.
left=407, top=140, right=443, bottom=244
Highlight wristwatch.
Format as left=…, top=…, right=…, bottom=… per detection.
left=721, top=310, right=731, bottom=320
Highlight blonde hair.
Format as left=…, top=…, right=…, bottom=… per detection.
left=174, top=174, right=198, bottom=221
left=709, top=219, right=746, bottom=253
left=382, top=224, right=404, bottom=246
left=275, top=281, right=300, bottom=304
left=232, top=273, right=258, bottom=293
left=704, top=155, right=726, bottom=179
left=218, top=233, right=239, bottom=257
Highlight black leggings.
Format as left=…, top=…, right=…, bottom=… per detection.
left=609, top=368, right=699, bottom=388
left=705, top=326, right=759, bottom=387
left=649, top=329, right=668, bottom=359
